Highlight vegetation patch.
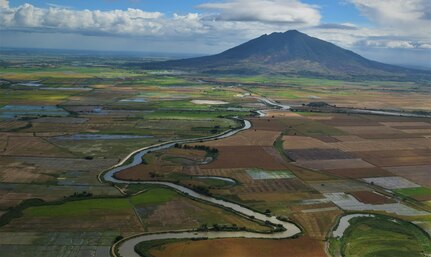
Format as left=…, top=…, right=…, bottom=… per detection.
left=395, top=187, right=431, bottom=201
left=330, top=215, right=431, bottom=257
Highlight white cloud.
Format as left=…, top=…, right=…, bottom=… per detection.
left=419, top=43, right=431, bottom=49
left=360, top=40, right=415, bottom=49
left=386, top=41, right=415, bottom=49
left=0, top=0, right=8, bottom=9
left=0, top=2, right=196, bottom=37
left=198, top=0, right=320, bottom=25
left=350, top=0, right=431, bottom=38
left=350, top=0, right=431, bottom=24
left=0, top=0, right=321, bottom=44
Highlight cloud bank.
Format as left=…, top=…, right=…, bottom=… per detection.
left=0, top=0, right=430, bottom=67
left=198, top=0, right=320, bottom=25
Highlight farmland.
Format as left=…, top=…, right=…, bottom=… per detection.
left=0, top=52, right=430, bottom=257
left=1, top=187, right=269, bottom=234
left=329, top=215, right=431, bottom=257
left=141, top=237, right=327, bottom=257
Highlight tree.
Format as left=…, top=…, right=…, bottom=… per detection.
left=200, top=224, right=208, bottom=231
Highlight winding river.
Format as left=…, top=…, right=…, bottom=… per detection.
left=102, top=96, right=430, bottom=256
left=102, top=115, right=302, bottom=257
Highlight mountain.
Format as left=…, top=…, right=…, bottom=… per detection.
left=143, top=30, right=429, bottom=80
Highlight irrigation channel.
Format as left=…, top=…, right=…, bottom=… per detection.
left=102, top=108, right=302, bottom=257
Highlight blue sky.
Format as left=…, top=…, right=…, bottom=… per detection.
left=1, top=0, right=430, bottom=68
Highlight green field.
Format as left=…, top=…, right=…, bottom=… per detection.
left=332, top=216, right=431, bottom=257
left=395, top=187, right=431, bottom=199
left=22, top=188, right=175, bottom=218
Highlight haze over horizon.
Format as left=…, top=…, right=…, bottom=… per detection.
left=1, top=0, right=430, bottom=68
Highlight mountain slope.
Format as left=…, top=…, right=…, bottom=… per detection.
left=143, top=30, right=429, bottom=80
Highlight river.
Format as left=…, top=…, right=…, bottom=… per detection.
left=103, top=96, right=430, bottom=256
left=102, top=114, right=302, bottom=257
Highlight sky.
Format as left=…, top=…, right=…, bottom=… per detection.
left=1, top=0, right=430, bottom=68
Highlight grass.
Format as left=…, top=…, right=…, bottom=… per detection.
left=334, top=216, right=431, bottom=257
left=130, top=188, right=177, bottom=205
left=135, top=239, right=187, bottom=257
left=395, top=187, right=431, bottom=198
left=0, top=89, right=76, bottom=105
left=21, top=188, right=177, bottom=218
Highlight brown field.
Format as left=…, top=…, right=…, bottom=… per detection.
left=116, top=148, right=209, bottom=180
left=287, top=165, right=335, bottom=181
left=285, top=148, right=354, bottom=161
left=161, top=148, right=208, bottom=166
left=232, top=178, right=312, bottom=194
left=385, top=165, right=431, bottom=187
left=149, top=237, right=327, bottom=257
left=332, top=135, right=365, bottom=142
left=350, top=191, right=396, bottom=204
left=0, top=121, right=30, bottom=131
left=381, top=122, right=431, bottom=128
left=248, top=118, right=287, bottom=131
left=329, top=138, right=431, bottom=152
left=142, top=198, right=269, bottom=233
left=324, top=167, right=393, bottom=178
left=354, top=149, right=431, bottom=159
left=308, top=180, right=371, bottom=193
left=0, top=165, right=54, bottom=184
left=312, top=135, right=341, bottom=143
left=202, top=146, right=287, bottom=170
left=201, top=130, right=280, bottom=147
left=116, top=164, right=181, bottom=180
left=295, top=158, right=374, bottom=171
left=412, top=195, right=431, bottom=201
left=318, top=115, right=381, bottom=126
left=0, top=191, right=34, bottom=209
left=335, top=126, right=403, bottom=135
left=185, top=167, right=252, bottom=183
left=237, top=192, right=319, bottom=202
left=282, top=136, right=334, bottom=149
left=291, top=207, right=342, bottom=239
left=355, top=155, right=431, bottom=167
left=357, top=133, right=425, bottom=139
left=400, top=128, right=431, bottom=134
left=1, top=213, right=143, bottom=233
left=0, top=156, right=117, bottom=185
left=0, top=136, right=73, bottom=157
left=354, top=149, right=431, bottom=167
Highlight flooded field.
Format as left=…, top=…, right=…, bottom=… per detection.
left=0, top=105, right=69, bottom=119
